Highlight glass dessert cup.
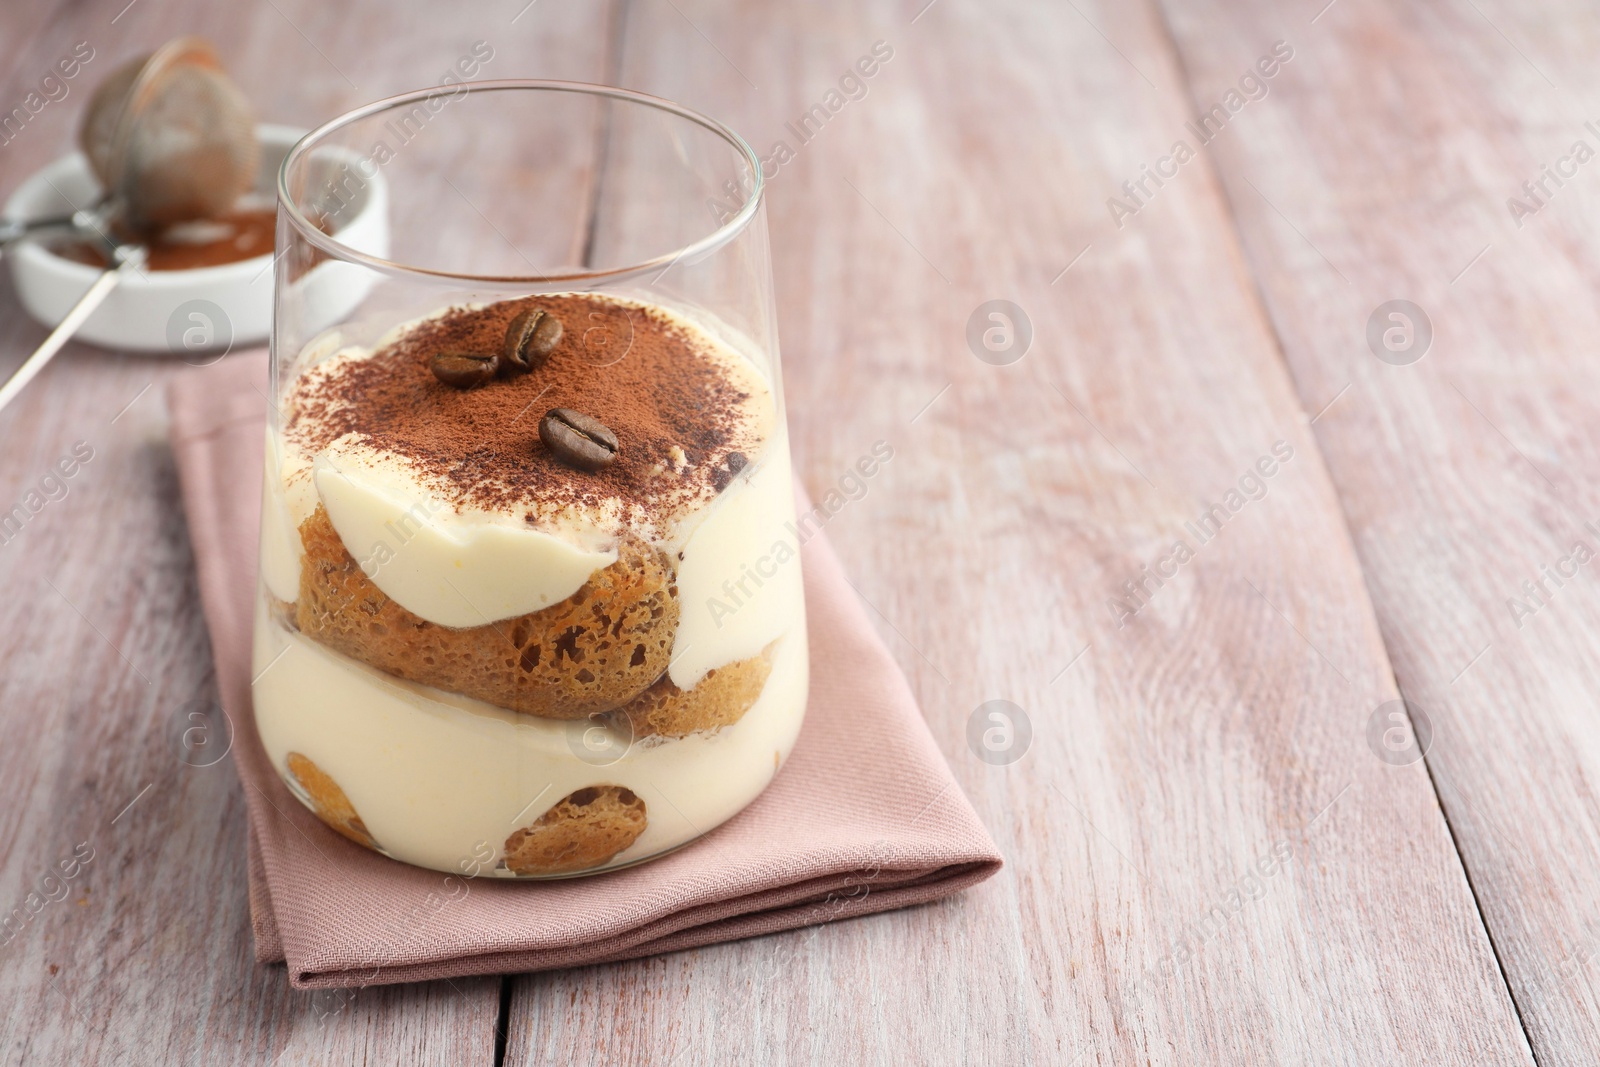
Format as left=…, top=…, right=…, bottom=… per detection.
left=254, top=83, right=808, bottom=879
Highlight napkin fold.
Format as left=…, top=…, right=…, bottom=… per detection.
left=168, top=351, right=1000, bottom=988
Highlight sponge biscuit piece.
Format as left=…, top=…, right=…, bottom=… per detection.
left=294, top=505, right=678, bottom=719
left=503, top=785, right=648, bottom=875
left=286, top=752, right=377, bottom=849
left=607, top=646, right=775, bottom=739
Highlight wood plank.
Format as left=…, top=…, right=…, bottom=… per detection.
left=1154, top=0, right=1600, bottom=1061
left=505, top=0, right=1532, bottom=1062
left=0, top=0, right=616, bottom=1062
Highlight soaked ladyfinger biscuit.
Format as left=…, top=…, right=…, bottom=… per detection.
left=294, top=505, right=678, bottom=719
left=503, top=785, right=648, bottom=875
left=286, top=752, right=377, bottom=849
left=606, top=645, right=776, bottom=739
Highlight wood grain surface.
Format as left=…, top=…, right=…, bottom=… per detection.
left=1157, top=1, right=1600, bottom=1063
left=0, top=0, right=1590, bottom=1063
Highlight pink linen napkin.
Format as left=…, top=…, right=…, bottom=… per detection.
left=167, top=351, right=1001, bottom=989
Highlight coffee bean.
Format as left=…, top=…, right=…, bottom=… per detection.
left=431, top=350, right=498, bottom=388
left=503, top=308, right=563, bottom=374
left=539, top=408, right=618, bottom=471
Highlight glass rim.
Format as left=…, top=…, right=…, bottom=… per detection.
left=276, top=79, right=765, bottom=285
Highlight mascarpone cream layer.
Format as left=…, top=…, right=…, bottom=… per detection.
left=251, top=591, right=809, bottom=874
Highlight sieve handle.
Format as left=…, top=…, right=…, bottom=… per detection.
left=0, top=214, right=74, bottom=245
left=0, top=204, right=113, bottom=251
left=0, top=246, right=146, bottom=417
left=0, top=201, right=117, bottom=274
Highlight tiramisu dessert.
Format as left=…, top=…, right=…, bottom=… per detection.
left=251, top=292, right=808, bottom=877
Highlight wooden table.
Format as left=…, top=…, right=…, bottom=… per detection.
left=1, top=0, right=1595, bottom=1062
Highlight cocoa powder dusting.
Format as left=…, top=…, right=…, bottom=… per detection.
left=285, top=294, right=765, bottom=529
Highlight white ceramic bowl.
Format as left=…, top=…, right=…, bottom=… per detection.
left=3, top=124, right=388, bottom=353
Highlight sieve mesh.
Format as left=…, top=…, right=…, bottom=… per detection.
left=78, top=37, right=257, bottom=229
